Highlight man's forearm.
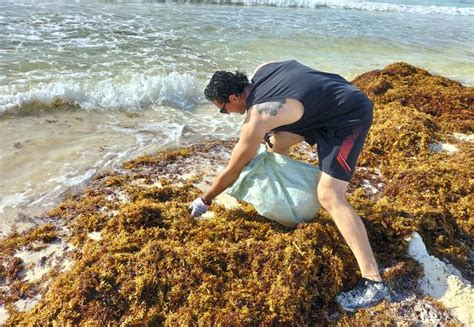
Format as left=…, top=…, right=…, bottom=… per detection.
left=202, top=168, right=241, bottom=203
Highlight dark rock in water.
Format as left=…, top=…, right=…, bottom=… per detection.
left=0, top=63, right=472, bottom=325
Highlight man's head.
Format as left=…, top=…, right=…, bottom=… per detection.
left=204, top=71, right=250, bottom=115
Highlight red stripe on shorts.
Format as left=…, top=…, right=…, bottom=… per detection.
left=336, top=130, right=360, bottom=174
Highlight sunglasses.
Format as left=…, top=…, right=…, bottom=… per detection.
left=219, top=99, right=229, bottom=114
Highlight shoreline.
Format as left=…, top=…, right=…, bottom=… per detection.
left=0, top=106, right=242, bottom=240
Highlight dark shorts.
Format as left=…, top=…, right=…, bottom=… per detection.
left=304, top=105, right=373, bottom=182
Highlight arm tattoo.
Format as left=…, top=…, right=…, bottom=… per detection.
left=254, top=101, right=284, bottom=117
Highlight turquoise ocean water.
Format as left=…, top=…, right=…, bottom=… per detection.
left=0, top=0, right=473, bottom=236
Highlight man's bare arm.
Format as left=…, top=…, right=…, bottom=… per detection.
left=253, top=101, right=284, bottom=117
left=202, top=113, right=268, bottom=202
left=201, top=98, right=302, bottom=203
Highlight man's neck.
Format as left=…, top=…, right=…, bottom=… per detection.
left=243, top=85, right=252, bottom=102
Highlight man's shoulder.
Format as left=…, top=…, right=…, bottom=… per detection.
left=252, top=60, right=302, bottom=78
left=247, top=98, right=304, bottom=131
left=252, top=61, right=276, bottom=76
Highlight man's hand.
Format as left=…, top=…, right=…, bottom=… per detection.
left=189, top=197, right=209, bottom=217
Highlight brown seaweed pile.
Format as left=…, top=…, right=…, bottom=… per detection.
left=352, top=63, right=473, bottom=272
left=0, top=63, right=472, bottom=325
left=352, top=62, right=473, bottom=133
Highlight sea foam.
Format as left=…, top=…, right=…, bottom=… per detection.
left=0, top=72, right=204, bottom=114
left=190, top=0, right=474, bottom=15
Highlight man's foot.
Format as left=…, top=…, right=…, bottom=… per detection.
left=336, top=278, right=391, bottom=312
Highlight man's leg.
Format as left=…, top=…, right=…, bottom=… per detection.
left=317, top=172, right=381, bottom=281
left=266, top=131, right=304, bottom=156
left=270, top=129, right=381, bottom=279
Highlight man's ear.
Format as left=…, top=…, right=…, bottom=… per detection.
left=228, top=93, right=238, bottom=103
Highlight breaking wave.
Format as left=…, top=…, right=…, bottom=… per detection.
left=0, top=72, right=205, bottom=114
left=161, top=0, right=474, bottom=15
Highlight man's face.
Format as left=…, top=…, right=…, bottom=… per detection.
left=212, top=94, right=246, bottom=115
left=213, top=99, right=229, bottom=114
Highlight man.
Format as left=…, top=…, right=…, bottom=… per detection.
left=189, top=60, right=390, bottom=311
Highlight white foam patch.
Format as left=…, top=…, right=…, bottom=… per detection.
left=52, top=168, right=97, bottom=187
left=428, top=142, right=459, bottom=153
left=87, top=231, right=102, bottom=241
left=0, top=72, right=203, bottom=113
left=14, top=296, right=40, bottom=312
left=61, top=259, right=73, bottom=272
left=407, top=232, right=474, bottom=326
left=453, top=132, right=474, bottom=143
left=0, top=192, right=29, bottom=215
left=0, top=306, right=8, bottom=325
left=212, top=0, right=474, bottom=16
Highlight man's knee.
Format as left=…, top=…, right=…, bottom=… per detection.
left=267, top=131, right=303, bottom=156
left=317, top=173, right=349, bottom=211
left=318, top=190, right=345, bottom=211
left=268, top=142, right=290, bottom=156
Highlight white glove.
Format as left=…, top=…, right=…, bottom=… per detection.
left=189, top=197, right=209, bottom=217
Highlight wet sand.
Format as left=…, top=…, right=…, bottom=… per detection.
left=0, top=106, right=241, bottom=239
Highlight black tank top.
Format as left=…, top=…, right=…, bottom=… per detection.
left=246, top=60, right=372, bottom=135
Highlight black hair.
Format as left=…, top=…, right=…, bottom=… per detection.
left=204, top=71, right=250, bottom=103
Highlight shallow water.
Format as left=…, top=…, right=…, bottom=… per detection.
left=0, top=105, right=242, bottom=237
left=0, top=0, right=473, bottom=237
